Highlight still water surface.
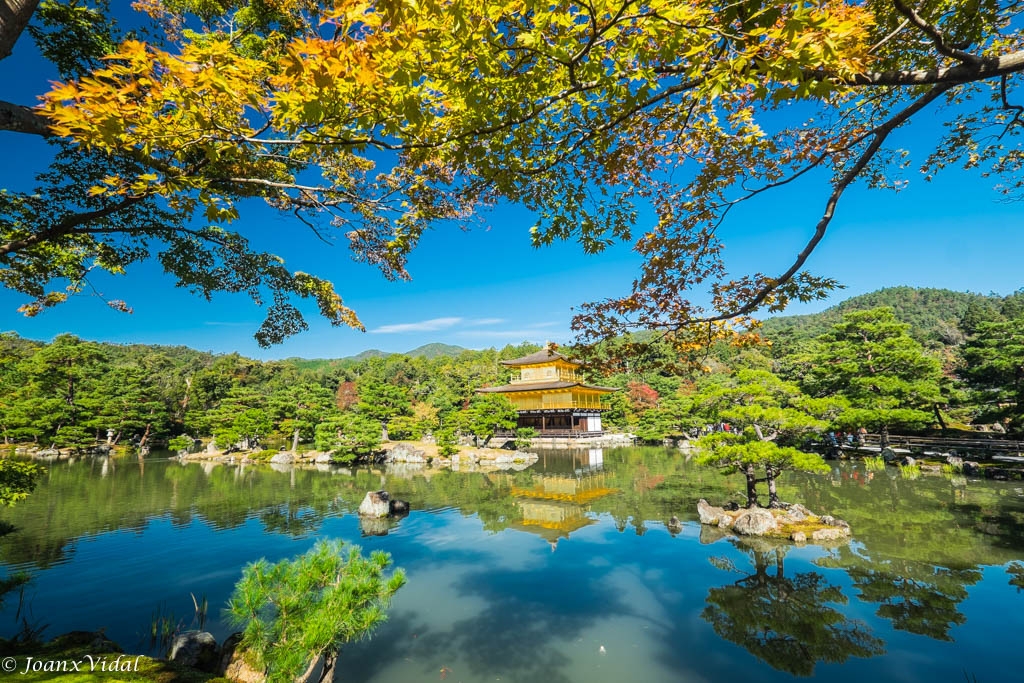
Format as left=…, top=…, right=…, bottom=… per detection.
left=1, top=447, right=1023, bottom=682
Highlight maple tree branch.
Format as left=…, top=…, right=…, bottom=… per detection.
left=840, top=49, right=1024, bottom=85
left=692, top=82, right=955, bottom=325
left=0, top=99, right=51, bottom=137
left=0, top=194, right=147, bottom=256
left=868, top=18, right=911, bottom=54
left=0, top=0, right=38, bottom=62
left=890, top=0, right=982, bottom=65
left=998, top=74, right=1024, bottom=139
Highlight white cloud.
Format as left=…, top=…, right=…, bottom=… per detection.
left=468, top=317, right=506, bottom=326
left=370, top=317, right=463, bottom=334
left=457, top=328, right=567, bottom=340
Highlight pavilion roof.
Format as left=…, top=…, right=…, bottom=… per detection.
left=476, top=381, right=617, bottom=393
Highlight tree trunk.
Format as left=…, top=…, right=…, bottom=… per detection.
left=744, top=463, right=759, bottom=508
left=295, top=655, right=321, bottom=683
left=178, top=376, right=192, bottom=418
left=317, top=652, right=337, bottom=683
left=0, top=0, right=39, bottom=62
left=879, top=423, right=891, bottom=449
left=291, top=428, right=301, bottom=453
left=139, top=423, right=151, bottom=448
left=933, top=403, right=947, bottom=431
left=766, top=467, right=780, bottom=508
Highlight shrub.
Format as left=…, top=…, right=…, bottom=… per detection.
left=167, top=435, right=192, bottom=453
left=435, top=428, right=458, bottom=457
left=514, top=427, right=537, bottom=451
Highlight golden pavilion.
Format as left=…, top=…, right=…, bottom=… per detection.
left=476, top=345, right=616, bottom=436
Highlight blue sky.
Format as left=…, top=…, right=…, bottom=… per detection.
left=1, top=14, right=1022, bottom=359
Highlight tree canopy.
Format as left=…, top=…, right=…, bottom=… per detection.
left=2, top=2, right=1024, bottom=349
left=798, top=307, right=944, bottom=443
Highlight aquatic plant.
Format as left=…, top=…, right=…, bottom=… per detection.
left=190, top=593, right=208, bottom=631
left=898, top=463, right=921, bottom=480
left=149, top=605, right=179, bottom=652
left=864, top=456, right=886, bottom=471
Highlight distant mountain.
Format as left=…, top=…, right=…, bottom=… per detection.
left=760, top=286, right=996, bottom=348
left=299, top=343, right=469, bottom=363
left=405, top=343, right=467, bottom=359
left=350, top=348, right=390, bottom=361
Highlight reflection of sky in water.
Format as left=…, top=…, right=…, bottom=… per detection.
left=0, top=454, right=1023, bottom=682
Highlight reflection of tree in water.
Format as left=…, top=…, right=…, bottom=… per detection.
left=258, top=502, right=325, bottom=537
left=1009, top=562, right=1024, bottom=591
left=817, top=545, right=981, bottom=641
left=703, top=539, right=884, bottom=676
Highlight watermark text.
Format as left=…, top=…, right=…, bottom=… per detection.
left=1, top=654, right=143, bottom=675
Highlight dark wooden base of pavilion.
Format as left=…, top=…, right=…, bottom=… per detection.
left=500, top=409, right=605, bottom=438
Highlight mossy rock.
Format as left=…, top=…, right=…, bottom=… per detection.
left=0, top=631, right=224, bottom=682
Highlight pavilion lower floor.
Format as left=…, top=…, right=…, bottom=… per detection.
left=499, top=409, right=605, bottom=437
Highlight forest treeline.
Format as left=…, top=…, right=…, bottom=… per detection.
left=1, top=286, right=1022, bottom=455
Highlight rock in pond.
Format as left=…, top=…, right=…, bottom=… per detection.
left=697, top=498, right=725, bottom=525
left=169, top=630, right=219, bottom=673
left=269, top=452, right=294, bottom=465
left=732, top=508, right=778, bottom=536
left=811, top=527, right=849, bottom=542
left=359, top=490, right=392, bottom=518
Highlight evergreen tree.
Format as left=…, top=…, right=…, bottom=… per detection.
left=460, top=394, right=518, bottom=447
left=802, top=308, right=944, bottom=447
left=356, top=379, right=412, bottom=439
left=227, top=540, right=405, bottom=683
left=314, top=413, right=381, bottom=463
left=960, top=314, right=1024, bottom=432
left=693, top=370, right=833, bottom=507
left=269, top=383, right=336, bottom=451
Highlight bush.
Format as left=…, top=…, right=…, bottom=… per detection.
left=514, top=427, right=537, bottom=451
left=436, top=428, right=458, bottom=457
left=0, top=459, right=43, bottom=507
left=227, top=540, right=405, bottom=683
left=314, top=413, right=381, bottom=462
left=167, top=435, right=192, bottom=453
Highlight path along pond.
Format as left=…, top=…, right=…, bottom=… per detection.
left=1, top=447, right=1023, bottom=682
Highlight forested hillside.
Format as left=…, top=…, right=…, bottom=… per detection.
left=2, top=288, right=1023, bottom=455
left=759, top=287, right=1000, bottom=348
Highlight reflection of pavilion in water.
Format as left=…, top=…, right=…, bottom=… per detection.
left=509, top=449, right=616, bottom=546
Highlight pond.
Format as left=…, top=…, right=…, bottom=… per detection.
left=1, top=447, right=1023, bottom=682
